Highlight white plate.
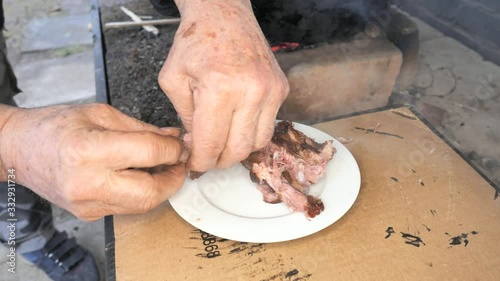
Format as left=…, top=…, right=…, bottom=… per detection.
left=169, top=122, right=361, bottom=243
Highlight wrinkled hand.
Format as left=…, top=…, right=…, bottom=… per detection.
left=159, top=0, right=289, bottom=172
left=0, top=104, right=185, bottom=221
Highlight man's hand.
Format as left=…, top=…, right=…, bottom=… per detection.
left=159, top=0, right=289, bottom=172
left=0, top=104, right=185, bottom=221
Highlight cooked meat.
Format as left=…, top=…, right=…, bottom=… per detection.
left=179, top=133, right=205, bottom=180
left=241, top=120, right=335, bottom=218
left=180, top=120, right=335, bottom=218
left=257, top=182, right=282, bottom=204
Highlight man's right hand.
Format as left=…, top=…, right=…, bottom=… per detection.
left=0, top=103, right=185, bottom=221
left=159, top=0, right=289, bottom=173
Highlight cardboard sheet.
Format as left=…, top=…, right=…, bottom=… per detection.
left=113, top=107, right=500, bottom=281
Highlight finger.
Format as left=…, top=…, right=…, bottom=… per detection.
left=158, top=68, right=195, bottom=132
left=254, top=102, right=279, bottom=151
left=160, top=127, right=182, bottom=137
left=102, top=164, right=186, bottom=214
left=188, top=87, right=233, bottom=172
left=254, top=82, right=289, bottom=150
left=93, top=130, right=184, bottom=169
left=66, top=165, right=186, bottom=220
left=216, top=98, right=260, bottom=168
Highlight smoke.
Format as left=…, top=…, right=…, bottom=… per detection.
left=314, top=0, right=389, bottom=21
left=252, top=0, right=390, bottom=45
left=149, top=0, right=391, bottom=45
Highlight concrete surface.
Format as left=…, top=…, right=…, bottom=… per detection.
left=59, top=0, right=93, bottom=16
left=419, top=37, right=484, bottom=70
left=3, top=0, right=91, bottom=66
left=21, top=14, right=93, bottom=52
left=390, top=16, right=500, bottom=188
left=14, top=49, right=96, bottom=107
left=414, top=17, right=444, bottom=42
left=401, top=0, right=500, bottom=65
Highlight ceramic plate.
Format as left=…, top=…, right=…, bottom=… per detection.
left=169, top=122, right=360, bottom=243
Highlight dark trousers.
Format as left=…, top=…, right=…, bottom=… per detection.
left=0, top=183, right=55, bottom=254
left=0, top=31, right=55, bottom=254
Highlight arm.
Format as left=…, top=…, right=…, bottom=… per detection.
left=159, top=0, right=289, bottom=171
left=0, top=105, right=20, bottom=180
left=0, top=103, right=185, bottom=221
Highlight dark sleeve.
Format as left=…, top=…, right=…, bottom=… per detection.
left=150, top=0, right=180, bottom=17
left=1, top=0, right=5, bottom=30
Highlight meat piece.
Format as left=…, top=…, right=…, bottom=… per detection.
left=180, top=132, right=205, bottom=180
left=251, top=162, right=313, bottom=212
left=242, top=120, right=335, bottom=218
left=180, top=120, right=334, bottom=218
left=257, top=182, right=281, bottom=204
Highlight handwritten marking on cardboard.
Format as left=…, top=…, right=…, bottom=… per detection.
left=260, top=269, right=312, bottom=281
left=422, top=224, right=431, bottom=232
left=386, top=226, right=480, bottom=249
left=285, top=269, right=299, bottom=278
left=385, top=227, right=395, bottom=239
left=354, top=127, right=404, bottom=139
left=419, top=178, right=425, bottom=187
left=401, top=232, right=426, bottom=247
left=446, top=231, right=478, bottom=248
left=225, top=242, right=266, bottom=257
left=385, top=226, right=426, bottom=247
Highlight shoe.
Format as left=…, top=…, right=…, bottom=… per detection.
left=21, top=231, right=100, bottom=281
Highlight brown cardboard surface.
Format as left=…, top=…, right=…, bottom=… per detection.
left=113, top=107, right=500, bottom=281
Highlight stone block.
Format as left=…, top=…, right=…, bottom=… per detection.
left=276, top=38, right=402, bottom=123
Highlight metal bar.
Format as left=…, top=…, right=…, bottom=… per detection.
left=91, top=0, right=110, bottom=105
left=119, top=6, right=159, bottom=35
left=104, top=18, right=181, bottom=29
left=90, top=2, right=116, bottom=280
